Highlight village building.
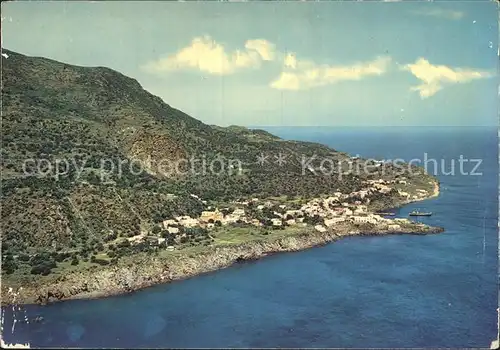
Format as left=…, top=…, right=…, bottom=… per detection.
left=162, top=219, right=178, bottom=229
left=127, top=234, right=145, bottom=244
left=398, top=190, right=410, bottom=198
left=220, top=208, right=246, bottom=225
left=222, top=216, right=238, bottom=225
left=199, top=210, right=223, bottom=223
left=324, top=217, right=346, bottom=227
left=176, top=216, right=199, bottom=228
left=167, top=227, right=179, bottom=234
left=354, top=207, right=365, bottom=215
left=358, top=205, right=368, bottom=212
left=232, top=208, right=245, bottom=217
left=271, top=218, right=282, bottom=226
left=251, top=219, right=262, bottom=227
left=285, top=209, right=304, bottom=218
left=314, top=225, right=327, bottom=232
left=368, top=214, right=384, bottom=222
left=352, top=216, right=378, bottom=224
left=394, top=218, right=410, bottom=224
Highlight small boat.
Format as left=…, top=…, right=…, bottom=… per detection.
left=409, top=210, right=432, bottom=217
left=376, top=212, right=395, bottom=216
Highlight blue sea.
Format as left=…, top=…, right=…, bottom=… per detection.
left=2, top=127, right=498, bottom=348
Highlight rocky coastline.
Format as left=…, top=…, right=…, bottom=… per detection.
left=2, top=181, right=442, bottom=306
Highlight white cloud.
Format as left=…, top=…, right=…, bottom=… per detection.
left=412, top=8, right=465, bottom=20
left=245, top=39, right=276, bottom=61
left=270, top=55, right=392, bottom=90
left=270, top=72, right=301, bottom=90
left=401, top=58, right=494, bottom=98
left=142, top=35, right=275, bottom=75
left=283, top=53, right=298, bottom=69
left=144, top=35, right=393, bottom=88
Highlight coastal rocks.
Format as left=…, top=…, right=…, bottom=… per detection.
left=118, top=269, right=136, bottom=292
left=3, top=219, right=444, bottom=305
left=36, top=288, right=68, bottom=304
left=35, top=291, right=48, bottom=305
left=235, top=255, right=258, bottom=263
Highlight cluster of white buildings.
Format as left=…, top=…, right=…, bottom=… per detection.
left=246, top=192, right=407, bottom=233
left=159, top=207, right=262, bottom=235
left=127, top=181, right=420, bottom=247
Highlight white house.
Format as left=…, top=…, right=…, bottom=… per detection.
left=232, top=208, right=245, bottom=217
left=271, top=218, right=282, bottom=226
left=167, top=227, right=179, bottom=234
left=324, top=217, right=346, bottom=227
left=175, top=216, right=198, bottom=228
left=353, top=216, right=378, bottom=224
left=314, top=225, right=327, bottom=232
left=162, top=219, right=177, bottom=229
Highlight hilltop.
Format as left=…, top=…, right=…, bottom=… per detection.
left=1, top=49, right=440, bottom=304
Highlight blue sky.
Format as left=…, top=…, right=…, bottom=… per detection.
left=2, top=1, right=498, bottom=127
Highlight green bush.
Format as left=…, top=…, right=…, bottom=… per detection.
left=93, top=258, right=109, bottom=266
left=2, top=253, right=17, bottom=274
left=30, top=260, right=56, bottom=275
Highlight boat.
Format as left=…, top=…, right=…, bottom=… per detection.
left=409, top=210, right=432, bottom=217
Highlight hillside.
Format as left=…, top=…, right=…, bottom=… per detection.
left=1, top=49, right=437, bottom=294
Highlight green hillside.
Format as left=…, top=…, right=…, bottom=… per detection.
left=1, top=49, right=434, bottom=279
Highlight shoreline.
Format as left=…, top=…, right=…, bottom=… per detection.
left=57, top=224, right=445, bottom=305
left=2, top=181, right=442, bottom=307
left=3, top=224, right=444, bottom=307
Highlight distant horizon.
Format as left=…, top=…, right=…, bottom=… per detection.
left=250, top=125, right=498, bottom=128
